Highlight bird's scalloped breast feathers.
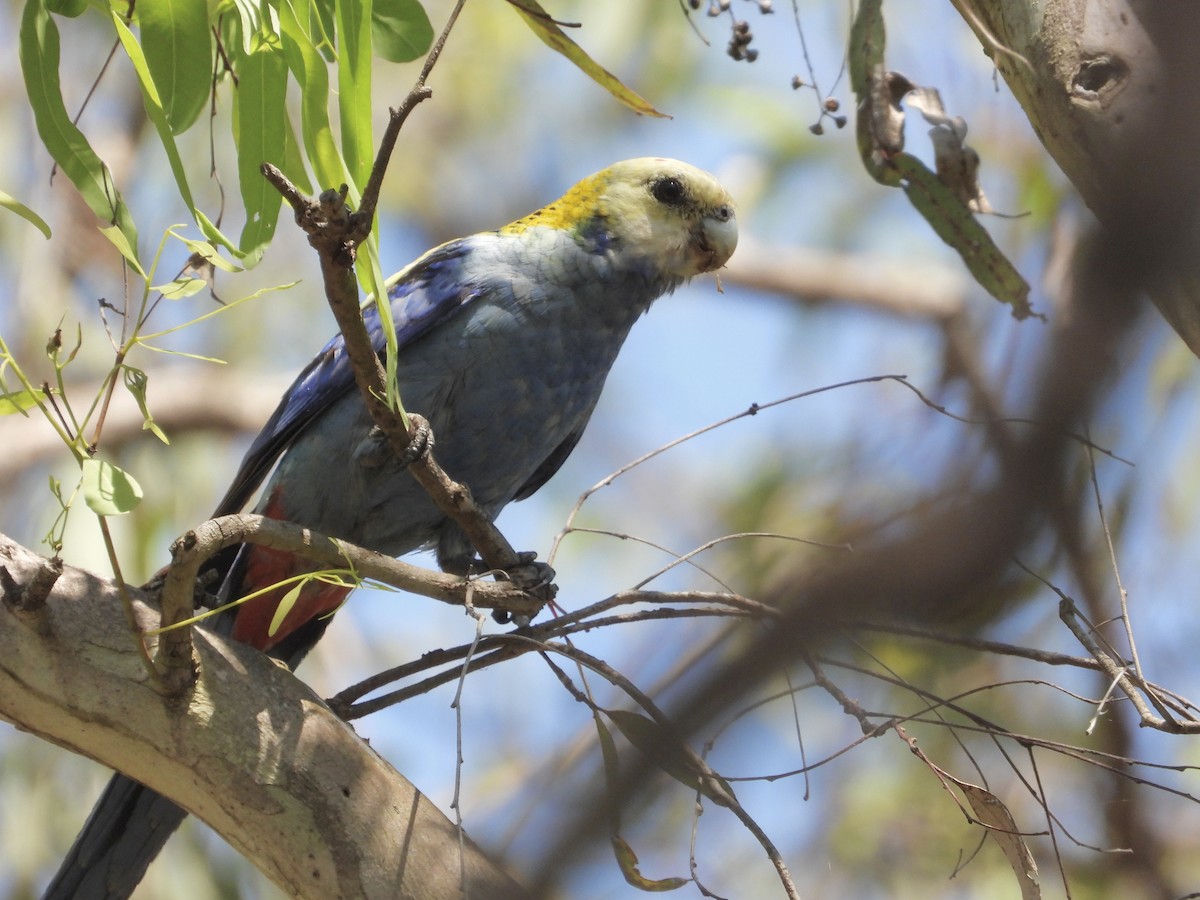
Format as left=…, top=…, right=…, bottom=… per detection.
left=212, top=239, right=480, bottom=516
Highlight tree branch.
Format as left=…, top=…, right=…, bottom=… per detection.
left=0, top=532, right=526, bottom=900
left=155, top=512, right=545, bottom=646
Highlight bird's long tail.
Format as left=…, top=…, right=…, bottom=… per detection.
left=41, top=776, right=189, bottom=900
left=41, top=542, right=350, bottom=900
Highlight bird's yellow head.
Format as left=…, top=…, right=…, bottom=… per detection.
left=503, top=158, right=738, bottom=279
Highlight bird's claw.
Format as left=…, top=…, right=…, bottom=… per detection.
left=475, top=551, right=556, bottom=625
left=397, top=414, right=434, bottom=468
left=507, top=551, right=556, bottom=590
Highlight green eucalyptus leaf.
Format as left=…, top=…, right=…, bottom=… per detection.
left=372, top=0, right=432, bottom=63
left=337, top=0, right=373, bottom=190
left=81, top=458, right=144, bottom=515
left=280, top=0, right=350, bottom=190
left=234, top=39, right=287, bottom=256
left=269, top=582, right=304, bottom=638
left=20, top=0, right=139, bottom=262
left=0, top=388, right=41, bottom=415
left=138, top=0, right=213, bottom=133
left=0, top=189, right=51, bottom=238
left=506, top=0, right=666, bottom=118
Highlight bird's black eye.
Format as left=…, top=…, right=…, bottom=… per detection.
left=650, top=176, right=687, bottom=207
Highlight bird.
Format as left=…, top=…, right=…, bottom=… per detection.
left=42, top=157, right=737, bottom=899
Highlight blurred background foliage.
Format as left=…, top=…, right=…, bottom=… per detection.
left=2, top=0, right=1199, bottom=898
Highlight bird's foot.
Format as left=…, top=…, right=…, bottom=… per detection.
left=490, top=552, right=556, bottom=624
left=396, top=413, right=434, bottom=467
left=506, top=550, right=557, bottom=590
left=355, top=415, right=434, bottom=470
left=443, top=550, right=556, bottom=624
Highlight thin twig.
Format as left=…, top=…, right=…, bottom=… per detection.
left=153, top=513, right=542, bottom=642
left=1084, top=437, right=1141, bottom=680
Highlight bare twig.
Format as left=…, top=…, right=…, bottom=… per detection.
left=1058, top=597, right=1200, bottom=733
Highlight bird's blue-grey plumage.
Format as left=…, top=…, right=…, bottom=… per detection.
left=43, top=157, right=737, bottom=900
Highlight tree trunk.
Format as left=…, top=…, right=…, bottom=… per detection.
left=955, top=0, right=1200, bottom=353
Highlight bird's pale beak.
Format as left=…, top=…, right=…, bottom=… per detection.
left=695, top=209, right=738, bottom=273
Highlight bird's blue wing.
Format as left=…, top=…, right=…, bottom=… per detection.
left=213, top=239, right=480, bottom=516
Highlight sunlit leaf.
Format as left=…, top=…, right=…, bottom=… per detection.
left=138, top=0, right=213, bottom=133
left=20, top=0, right=139, bottom=261
left=168, top=227, right=244, bottom=273
left=506, top=0, right=667, bottom=118
left=0, top=388, right=41, bottom=415
left=337, top=0, right=373, bottom=190
left=372, top=0, right=432, bottom=63
left=113, top=14, right=201, bottom=220
left=894, top=154, right=1033, bottom=318
left=0, top=189, right=51, bottom=239
left=280, top=0, right=350, bottom=190
left=122, top=366, right=170, bottom=444
left=234, top=38, right=287, bottom=256
left=941, top=771, right=1041, bottom=900
left=269, top=582, right=304, bottom=638
left=98, top=224, right=146, bottom=276
left=46, top=0, right=87, bottom=16
left=151, top=275, right=207, bottom=299
left=611, top=835, right=689, bottom=893
left=81, top=458, right=144, bottom=515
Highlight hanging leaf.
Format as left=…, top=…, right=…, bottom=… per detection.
left=848, top=0, right=1034, bottom=319
left=372, top=0, right=432, bottom=63
left=941, top=771, right=1042, bottom=900
left=137, top=0, right=214, bottom=133
left=280, top=0, right=349, bottom=191
left=0, top=189, right=51, bottom=239
left=46, top=0, right=87, bottom=16
left=233, top=38, right=288, bottom=257
left=611, top=835, right=689, bottom=893
left=122, top=365, right=170, bottom=444
left=20, top=0, right=140, bottom=261
left=81, top=458, right=144, bottom=515
left=269, top=582, right=305, bottom=638
left=98, top=224, right=146, bottom=276
left=336, top=0, right=374, bottom=191
left=0, top=388, right=41, bottom=416
left=893, top=154, right=1033, bottom=317
left=593, top=713, right=691, bottom=892
left=112, top=10, right=240, bottom=255
left=506, top=0, right=667, bottom=118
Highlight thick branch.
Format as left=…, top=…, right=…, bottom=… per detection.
left=954, top=1, right=1200, bottom=354
left=723, top=238, right=967, bottom=320
left=0, top=533, right=525, bottom=900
